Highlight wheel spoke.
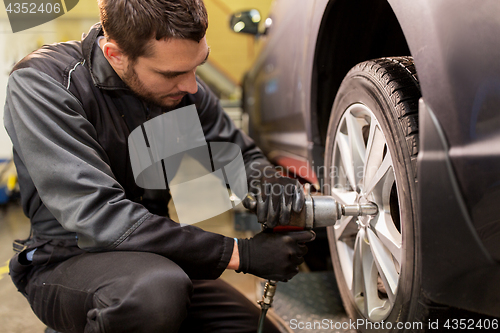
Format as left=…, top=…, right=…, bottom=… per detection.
left=353, top=229, right=388, bottom=319
left=346, top=112, right=366, bottom=185
left=336, top=133, right=357, bottom=189
left=364, top=123, right=386, bottom=189
left=364, top=153, right=393, bottom=196
left=352, top=231, right=366, bottom=313
left=334, top=215, right=357, bottom=240
left=364, top=115, right=378, bottom=161
left=330, top=189, right=357, bottom=205
left=337, top=240, right=354, bottom=290
left=373, top=212, right=402, bottom=264
left=361, top=234, right=378, bottom=316
left=367, top=228, right=399, bottom=303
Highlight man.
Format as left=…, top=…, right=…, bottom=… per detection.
left=4, top=0, right=314, bottom=332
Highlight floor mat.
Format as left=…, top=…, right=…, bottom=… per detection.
left=259, top=271, right=357, bottom=333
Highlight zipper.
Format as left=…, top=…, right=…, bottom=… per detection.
left=142, top=100, right=152, bottom=121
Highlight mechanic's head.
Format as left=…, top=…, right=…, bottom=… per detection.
left=97, top=0, right=210, bottom=108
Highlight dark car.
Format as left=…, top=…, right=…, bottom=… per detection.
left=230, top=0, right=500, bottom=330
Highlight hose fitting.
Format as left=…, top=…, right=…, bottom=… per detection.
left=258, top=280, right=277, bottom=310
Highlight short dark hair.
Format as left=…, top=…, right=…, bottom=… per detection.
left=98, top=0, right=208, bottom=61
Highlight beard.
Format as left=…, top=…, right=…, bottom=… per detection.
left=122, top=64, right=186, bottom=109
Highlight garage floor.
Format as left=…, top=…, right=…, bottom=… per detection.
left=0, top=200, right=353, bottom=333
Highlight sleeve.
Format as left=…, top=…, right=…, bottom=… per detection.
left=193, top=78, right=274, bottom=183
left=4, top=68, right=233, bottom=279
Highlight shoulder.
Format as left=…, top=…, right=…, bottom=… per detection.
left=11, top=41, right=85, bottom=88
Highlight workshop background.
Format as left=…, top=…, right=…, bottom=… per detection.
left=0, top=0, right=273, bottom=158
left=0, top=0, right=290, bottom=332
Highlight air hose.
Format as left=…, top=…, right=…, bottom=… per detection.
left=257, top=280, right=277, bottom=333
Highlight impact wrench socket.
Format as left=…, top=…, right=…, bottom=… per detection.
left=246, top=191, right=379, bottom=230
left=304, top=195, right=379, bottom=228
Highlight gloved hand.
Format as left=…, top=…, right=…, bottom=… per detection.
left=243, top=174, right=305, bottom=228
left=236, top=230, right=316, bottom=281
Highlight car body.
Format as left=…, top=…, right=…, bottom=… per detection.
left=233, top=0, right=500, bottom=326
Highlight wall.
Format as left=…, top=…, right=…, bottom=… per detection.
left=0, top=0, right=273, bottom=159
left=204, top=0, right=273, bottom=84
left=0, top=0, right=99, bottom=159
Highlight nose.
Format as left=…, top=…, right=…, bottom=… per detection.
left=177, top=70, right=198, bottom=95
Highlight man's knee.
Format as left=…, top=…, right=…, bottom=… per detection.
left=91, top=255, right=193, bottom=333
left=131, top=263, right=193, bottom=314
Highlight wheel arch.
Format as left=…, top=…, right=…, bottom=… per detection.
left=310, top=0, right=411, bottom=150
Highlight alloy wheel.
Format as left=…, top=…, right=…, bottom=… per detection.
left=329, top=103, right=402, bottom=321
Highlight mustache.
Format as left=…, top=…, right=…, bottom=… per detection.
left=167, top=92, right=188, bottom=98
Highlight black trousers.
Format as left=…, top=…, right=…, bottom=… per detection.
left=22, top=251, right=281, bottom=333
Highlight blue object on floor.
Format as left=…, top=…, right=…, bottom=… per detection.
left=0, top=186, right=8, bottom=204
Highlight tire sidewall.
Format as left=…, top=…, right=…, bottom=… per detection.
left=325, top=70, right=419, bottom=333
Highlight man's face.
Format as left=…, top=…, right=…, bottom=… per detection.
left=122, top=37, right=210, bottom=108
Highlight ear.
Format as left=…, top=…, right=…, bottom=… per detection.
left=101, top=40, right=129, bottom=72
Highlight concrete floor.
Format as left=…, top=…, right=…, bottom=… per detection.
left=0, top=201, right=268, bottom=333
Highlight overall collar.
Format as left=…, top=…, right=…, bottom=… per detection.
left=82, top=23, right=129, bottom=90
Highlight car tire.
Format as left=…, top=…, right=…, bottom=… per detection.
left=324, top=57, right=422, bottom=332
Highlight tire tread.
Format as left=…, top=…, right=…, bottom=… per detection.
left=349, top=56, right=421, bottom=176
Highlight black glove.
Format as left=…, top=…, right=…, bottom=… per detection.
left=243, top=173, right=305, bottom=228
left=236, top=230, right=316, bottom=281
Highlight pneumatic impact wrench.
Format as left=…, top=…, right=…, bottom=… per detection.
left=244, top=184, right=378, bottom=333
